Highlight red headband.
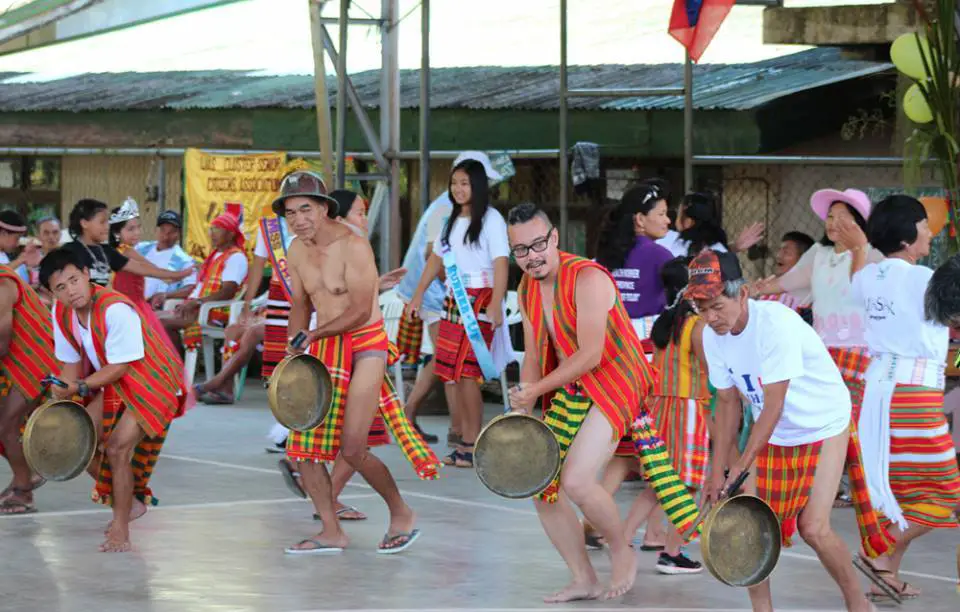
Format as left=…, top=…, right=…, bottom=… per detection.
left=211, top=213, right=244, bottom=250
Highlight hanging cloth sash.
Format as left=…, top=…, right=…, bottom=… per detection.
left=438, top=241, right=499, bottom=380
left=860, top=352, right=945, bottom=531
left=261, top=217, right=294, bottom=302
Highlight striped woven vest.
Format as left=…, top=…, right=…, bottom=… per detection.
left=650, top=315, right=710, bottom=400
left=55, top=286, right=185, bottom=437
left=519, top=252, right=656, bottom=434
left=0, top=265, right=57, bottom=399
left=196, top=246, right=245, bottom=324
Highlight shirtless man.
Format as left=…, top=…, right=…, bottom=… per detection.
left=506, top=203, right=656, bottom=602
left=278, top=171, right=421, bottom=554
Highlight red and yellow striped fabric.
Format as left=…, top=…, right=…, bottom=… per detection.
left=286, top=320, right=440, bottom=479
left=650, top=315, right=710, bottom=401
left=435, top=289, right=494, bottom=382
left=395, top=308, right=424, bottom=366
left=519, top=252, right=656, bottom=439
left=183, top=246, right=245, bottom=349
left=90, top=386, right=170, bottom=507
left=261, top=278, right=291, bottom=380
left=882, top=384, right=960, bottom=529
left=55, top=286, right=186, bottom=438
left=0, top=265, right=57, bottom=400
left=756, top=440, right=822, bottom=547
left=827, top=346, right=894, bottom=557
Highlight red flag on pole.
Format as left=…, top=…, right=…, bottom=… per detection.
left=668, top=0, right=736, bottom=63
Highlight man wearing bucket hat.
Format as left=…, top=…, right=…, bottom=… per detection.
left=395, top=151, right=507, bottom=445
left=692, top=249, right=877, bottom=612
left=275, top=170, right=439, bottom=555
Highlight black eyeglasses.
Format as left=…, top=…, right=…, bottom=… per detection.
left=511, top=227, right=555, bottom=258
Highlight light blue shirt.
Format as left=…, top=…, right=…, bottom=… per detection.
left=396, top=193, right=452, bottom=314
left=136, top=241, right=197, bottom=298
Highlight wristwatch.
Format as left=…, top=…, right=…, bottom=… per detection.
left=77, top=381, right=91, bottom=398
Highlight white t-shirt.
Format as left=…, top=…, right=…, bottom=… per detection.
left=432, top=207, right=510, bottom=289
left=0, top=252, right=29, bottom=283
left=141, top=243, right=198, bottom=298
left=850, top=258, right=948, bottom=361
left=656, top=230, right=728, bottom=258
left=53, top=302, right=145, bottom=371
left=188, top=251, right=248, bottom=299
left=254, top=230, right=268, bottom=258
left=703, top=299, right=851, bottom=446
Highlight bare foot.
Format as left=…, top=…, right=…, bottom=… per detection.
left=543, top=580, right=603, bottom=603
left=286, top=530, right=349, bottom=552
left=99, top=523, right=134, bottom=553
left=104, top=499, right=147, bottom=534
left=603, top=545, right=638, bottom=600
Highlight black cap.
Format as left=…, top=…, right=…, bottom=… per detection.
left=157, top=210, right=182, bottom=229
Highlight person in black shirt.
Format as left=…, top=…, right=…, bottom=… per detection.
left=62, top=199, right=192, bottom=288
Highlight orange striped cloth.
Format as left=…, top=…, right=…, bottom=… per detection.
left=881, top=384, right=960, bottom=529
left=434, top=289, right=494, bottom=382
left=519, top=251, right=657, bottom=439
left=756, top=440, right=823, bottom=547
left=0, top=265, right=57, bottom=400
left=56, top=286, right=186, bottom=506
left=91, top=387, right=170, bottom=506
left=827, top=346, right=894, bottom=557
left=261, top=277, right=291, bottom=380
left=286, top=320, right=440, bottom=479
left=395, top=308, right=424, bottom=365
left=183, top=246, right=245, bottom=350
left=647, top=315, right=711, bottom=488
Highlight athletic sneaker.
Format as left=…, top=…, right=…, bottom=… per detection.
left=265, top=441, right=286, bottom=454
left=413, top=423, right=439, bottom=444
left=655, top=552, right=703, bottom=575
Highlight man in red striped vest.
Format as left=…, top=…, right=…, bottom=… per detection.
left=161, top=212, right=247, bottom=354
left=0, top=264, right=58, bottom=515
left=506, top=203, right=656, bottom=602
left=41, top=248, right=186, bottom=553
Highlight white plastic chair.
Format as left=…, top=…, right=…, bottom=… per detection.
left=500, top=290, right=523, bottom=411
left=379, top=288, right=407, bottom=402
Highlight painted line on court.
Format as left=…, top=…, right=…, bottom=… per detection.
left=0, top=492, right=377, bottom=521
left=288, top=608, right=843, bottom=612
left=161, top=454, right=958, bottom=584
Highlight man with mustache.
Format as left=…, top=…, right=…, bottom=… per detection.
left=690, top=249, right=878, bottom=612
left=505, top=202, right=656, bottom=602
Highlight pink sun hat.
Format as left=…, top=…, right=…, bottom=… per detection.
left=809, top=188, right=872, bottom=221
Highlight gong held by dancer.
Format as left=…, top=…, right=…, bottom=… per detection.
left=501, top=203, right=704, bottom=603
left=689, top=249, right=878, bottom=612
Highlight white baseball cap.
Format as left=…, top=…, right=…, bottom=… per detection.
left=453, top=150, right=504, bottom=183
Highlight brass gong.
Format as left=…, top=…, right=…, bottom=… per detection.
left=474, top=412, right=561, bottom=499
left=267, top=353, right=333, bottom=432
left=684, top=471, right=781, bottom=588
left=22, top=400, right=96, bottom=482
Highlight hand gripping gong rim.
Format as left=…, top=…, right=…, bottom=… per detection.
left=474, top=412, right=561, bottom=499
left=22, top=399, right=96, bottom=482
left=267, top=353, right=333, bottom=432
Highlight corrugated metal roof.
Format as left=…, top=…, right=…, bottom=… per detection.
left=0, top=48, right=892, bottom=113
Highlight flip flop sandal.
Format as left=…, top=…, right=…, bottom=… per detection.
left=454, top=451, right=474, bottom=468
left=0, top=499, right=37, bottom=515
left=278, top=459, right=306, bottom=499
left=584, top=532, right=605, bottom=550
left=852, top=555, right=904, bottom=604
left=201, top=391, right=234, bottom=405
left=312, top=506, right=369, bottom=522
left=284, top=539, right=343, bottom=555
left=377, top=529, right=421, bottom=555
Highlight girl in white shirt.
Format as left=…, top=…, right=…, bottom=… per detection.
left=406, top=160, right=511, bottom=469
left=847, top=194, right=959, bottom=601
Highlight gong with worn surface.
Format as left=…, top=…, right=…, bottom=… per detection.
left=22, top=400, right=96, bottom=482
left=474, top=412, right=561, bottom=499
left=700, top=494, right=782, bottom=587
left=268, top=353, right=333, bottom=432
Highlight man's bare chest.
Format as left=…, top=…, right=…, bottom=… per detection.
left=299, top=249, right=347, bottom=296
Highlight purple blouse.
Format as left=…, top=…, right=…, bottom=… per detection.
left=610, top=236, right=674, bottom=319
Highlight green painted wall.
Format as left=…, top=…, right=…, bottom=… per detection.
left=0, top=107, right=764, bottom=156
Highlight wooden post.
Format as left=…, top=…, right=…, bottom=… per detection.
left=308, top=0, right=335, bottom=187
